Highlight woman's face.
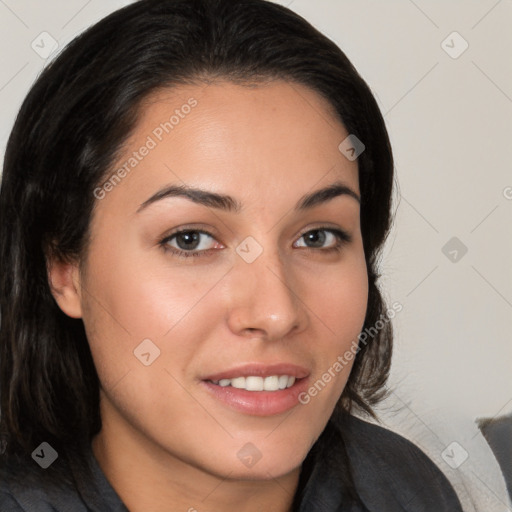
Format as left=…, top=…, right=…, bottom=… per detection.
left=64, top=80, right=368, bottom=480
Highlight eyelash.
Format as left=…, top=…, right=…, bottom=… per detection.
left=158, top=227, right=352, bottom=259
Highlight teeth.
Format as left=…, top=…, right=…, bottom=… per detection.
left=246, top=376, right=264, bottom=391
left=278, top=375, right=288, bottom=389
left=230, top=377, right=246, bottom=389
left=263, top=375, right=279, bottom=391
left=211, top=375, right=297, bottom=392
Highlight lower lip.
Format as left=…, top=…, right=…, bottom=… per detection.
left=201, top=378, right=310, bottom=416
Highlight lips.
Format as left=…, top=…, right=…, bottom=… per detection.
left=200, top=363, right=311, bottom=416
left=202, top=363, right=310, bottom=382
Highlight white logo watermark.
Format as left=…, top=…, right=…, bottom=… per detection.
left=93, top=97, right=198, bottom=200
left=298, top=301, right=403, bottom=405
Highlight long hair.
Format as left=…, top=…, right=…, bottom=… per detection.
left=0, top=0, right=394, bottom=502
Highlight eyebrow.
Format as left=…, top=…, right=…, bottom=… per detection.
left=136, top=180, right=360, bottom=214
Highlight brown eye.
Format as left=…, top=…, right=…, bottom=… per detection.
left=294, top=228, right=351, bottom=251
left=160, top=229, right=219, bottom=258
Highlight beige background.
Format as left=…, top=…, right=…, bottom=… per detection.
left=1, top=1, right=511, bottom=510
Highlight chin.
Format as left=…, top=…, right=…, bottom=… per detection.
left=212, top=433, right=313, bottom=481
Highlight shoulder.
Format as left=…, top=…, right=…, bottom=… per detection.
left=0, top=489, right=25, bottom=512
left=0, top=487, right=57, bottom=512
left=0, top=468, right=47, bottom=512
left=341, top=414, right=464, bottom=511
left=0, top=455, right=90, bottom=512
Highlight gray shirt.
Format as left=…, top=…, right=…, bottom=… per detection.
left=0, top=415, right=464, bottom=511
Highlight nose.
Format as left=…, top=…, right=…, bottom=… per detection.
left=225, top=243, right=309, bottom=342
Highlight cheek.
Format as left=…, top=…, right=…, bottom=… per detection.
left=79, top=240, right=232, bottom=391
left=83, top=230, right=226, bottom=334
left=301, top=252, right=368, bottom=405
left=311, top=251, right=369, bottom=343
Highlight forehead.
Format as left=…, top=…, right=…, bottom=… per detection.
left=94, top=79, right=359, bottom=216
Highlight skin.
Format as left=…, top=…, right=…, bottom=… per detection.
left=48, top=80, right=368, bottom=512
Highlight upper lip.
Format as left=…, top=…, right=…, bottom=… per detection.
left=202, top=363, right=310, bottom=381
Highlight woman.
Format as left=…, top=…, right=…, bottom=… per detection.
left=0, top=0, right=464, bottom=510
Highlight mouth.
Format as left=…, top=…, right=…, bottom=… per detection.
left=201, top=363, right=310, bottom=416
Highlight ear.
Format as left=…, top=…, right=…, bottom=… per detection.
left=47, top=255, right=83, bottom=319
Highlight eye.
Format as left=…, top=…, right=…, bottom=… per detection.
left=159, top=229, right=219, bottom=258
left=294, top=228, right=351, bottom=252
